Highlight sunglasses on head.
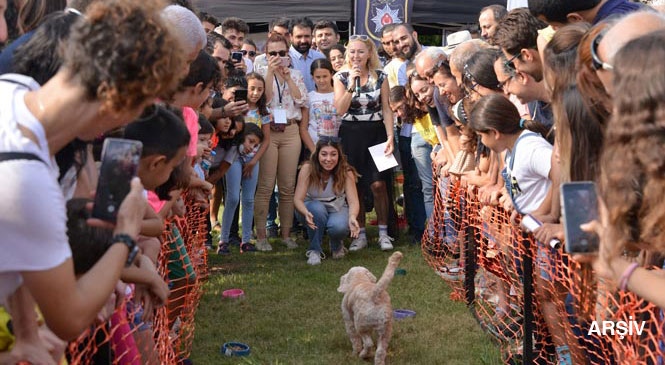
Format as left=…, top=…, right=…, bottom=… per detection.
left=242, top=50, right=257, bottom=57
left=319, top=135, right=341, bottom=144
left=268, top=50, right=288, bottom=57
left=349, top=34, right=369, bottom=41
left=463, top=64, right=479, bottom=90
left=590, top=30, right=613, bottom=71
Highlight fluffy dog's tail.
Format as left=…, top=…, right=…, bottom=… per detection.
left=372, top=251, right=403, bottom=302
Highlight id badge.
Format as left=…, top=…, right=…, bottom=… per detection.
left=274, top=107, right=287, bottom=124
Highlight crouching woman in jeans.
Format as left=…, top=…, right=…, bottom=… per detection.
left=294, top=138, right=361, bottom=265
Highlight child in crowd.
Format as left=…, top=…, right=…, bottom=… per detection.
left=217, top=123, right=264, bottom=254
left=301, top=59, right=339, bottom=156
left=217, top=74, right=270, bottom=254
left=194, top=113, right=214, bottom=181
left=123, top=105, right=192, bottom=364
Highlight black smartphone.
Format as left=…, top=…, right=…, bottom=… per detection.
left=560, top=181, right=600, bottom=254
left=234, top=89, right=248, bottom=103
left=91, top=138, right=143, bottom=222
left=231, top=51, right=243, bottom=63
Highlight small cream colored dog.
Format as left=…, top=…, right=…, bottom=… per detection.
left=337, top=251, right=403, bottom=365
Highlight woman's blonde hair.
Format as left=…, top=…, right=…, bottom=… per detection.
left=342, top=38, right=381, bottom=86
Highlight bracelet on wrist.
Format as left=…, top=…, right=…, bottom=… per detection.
left=619, top=262, right=639, bottom=291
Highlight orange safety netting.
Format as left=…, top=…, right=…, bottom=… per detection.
left=422, top=172, right=665, bottom=364
left=66, top=193, right=208, bottom=364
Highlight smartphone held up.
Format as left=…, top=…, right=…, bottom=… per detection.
left=91, top=138, right=143, bottom=222
left=560, top=181, right=600, bottom=255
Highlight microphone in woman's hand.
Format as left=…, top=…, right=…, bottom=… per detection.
left=353, top=65, right=361, bottom=97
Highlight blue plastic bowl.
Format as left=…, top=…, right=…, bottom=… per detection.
left=222, top=342, right=250, bottom=357
left=393, top=309, right=416, bottom=320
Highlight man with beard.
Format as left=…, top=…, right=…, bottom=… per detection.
left=289, top=17, right=324, bottom=92
left=392, top=23, right=423, bottom=86
left=313, top=19, right=340, bottom=55
left=479, top=4, right=507, bottom=44
left=381, top=24, right=403, bottom=88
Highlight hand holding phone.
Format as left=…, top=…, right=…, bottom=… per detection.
left=231, top=51, right=243, bottom=63
left=560, top=182, right=600, bottom=254
left=234, top=89, right=248, bottom=103
left=280, top=56, right=290, bottom=68
left=92, top=138, right=143, bottom=222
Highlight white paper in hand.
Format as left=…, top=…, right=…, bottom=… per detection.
left=368, top=142, right=398, bottom=172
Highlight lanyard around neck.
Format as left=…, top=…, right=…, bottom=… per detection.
left=274, top=74, right=285, bottom=105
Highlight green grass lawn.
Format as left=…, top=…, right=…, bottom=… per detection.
left=190, top=234, right=502, bottom=365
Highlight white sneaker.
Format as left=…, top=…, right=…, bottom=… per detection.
left=378, top=235, right=394, bottom=251
left=255, top=238, right=273, bottom=252
left=349, top=237, right=368, bottom=252
left=306, top=250, right=323, bottom=265
left=283, top=237, right=299, bottom=249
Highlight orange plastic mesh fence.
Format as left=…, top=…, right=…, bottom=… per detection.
left=422, top=172, right=665, bottom=364
left=66, top=193, right=209, bottom=364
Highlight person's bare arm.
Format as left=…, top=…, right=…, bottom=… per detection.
left=299, top=107, right=316, bottom=153
left=344, top=169, right=360, bottom=238
left=333, top=74, right=353, bottom=115
left=380, top=78, right=395, bottom=155
left=22, top=178, right=145, bottom=340
left=140, top=205, right=164, bottom=237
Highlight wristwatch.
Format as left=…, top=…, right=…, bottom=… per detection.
left=111, top=234, right=139, bottom=267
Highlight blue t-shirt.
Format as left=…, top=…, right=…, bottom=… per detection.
left=593, top=0, right=645, bottom=24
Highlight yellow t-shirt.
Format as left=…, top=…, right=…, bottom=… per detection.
left=414, top=113, right=439, bottom=146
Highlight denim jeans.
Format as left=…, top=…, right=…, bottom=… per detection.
left=296, top=200, right=349, bottom=253
left=410, top=132, right=434, bottom=218
left=398, top=134, right=426, bottom=238
left=267, top=189, right=278, bottom=229
left=221, top=160, right=259, bottom=243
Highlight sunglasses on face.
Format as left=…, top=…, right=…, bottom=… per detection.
left=504, top=52, right=520, bottom=71
left=590, top=30, right=614, bottom=71
left=268, top=50, right=288, bottom=57
left=242, top=50, right=257, bottom=57
left=349, top=34, right=369, bottom=41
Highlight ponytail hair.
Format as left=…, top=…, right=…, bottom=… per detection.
left=469, top=94, right=549, bottom=139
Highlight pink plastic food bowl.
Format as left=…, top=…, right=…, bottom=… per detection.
left=222, top=289, right=245, bottom=299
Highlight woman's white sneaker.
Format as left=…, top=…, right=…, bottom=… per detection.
left=306, top=250, right=323, bottom=265
left=378, top=235, right=394, bottom=251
